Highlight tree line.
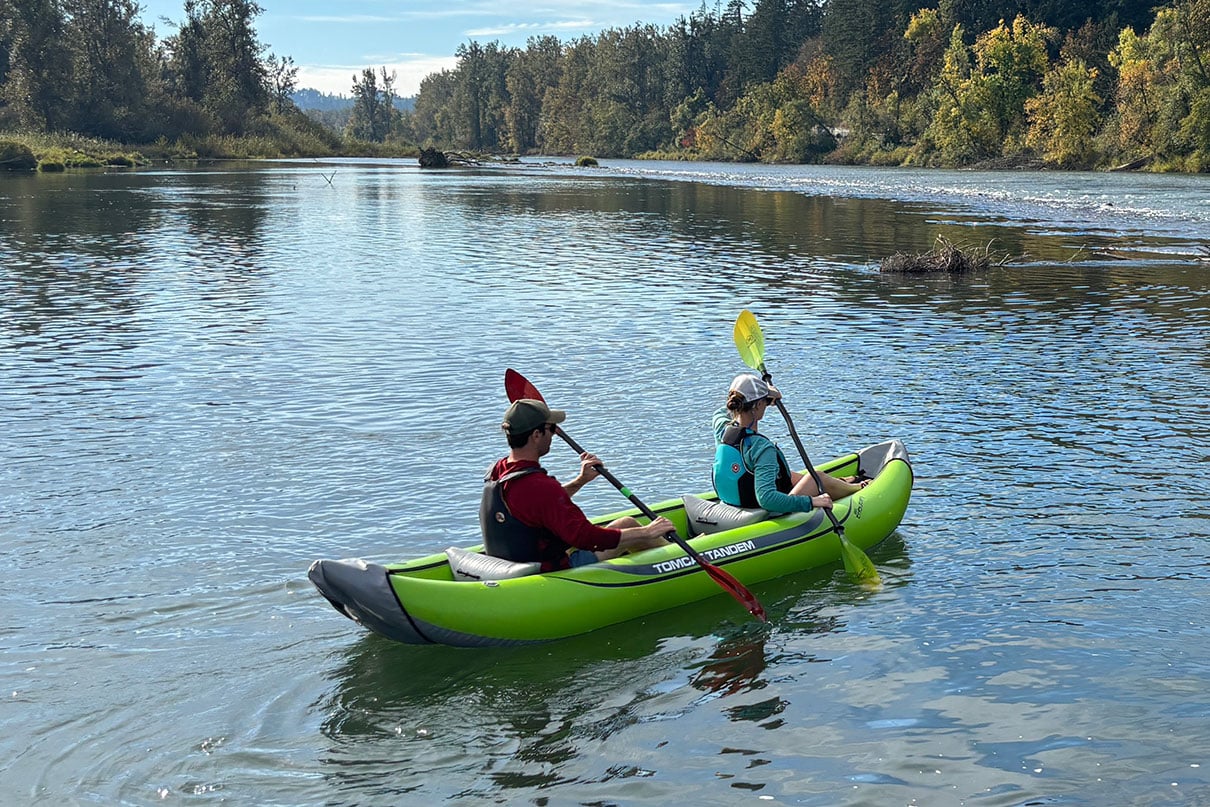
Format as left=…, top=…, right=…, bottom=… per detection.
left=3, top=0, right=1208, bottom=170
left=389, top=0, right=1209, bottom=171
left=0, top=0, right=352, bottom=157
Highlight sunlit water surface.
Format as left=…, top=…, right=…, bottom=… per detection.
left=2, top=159, right=1209, bottom=805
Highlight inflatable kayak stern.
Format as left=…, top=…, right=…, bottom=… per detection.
left=308, top=558, right=431, bottom=645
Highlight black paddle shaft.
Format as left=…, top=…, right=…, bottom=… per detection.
left=551, top=426, right=711, bottom=561
left=764, top=375, right=847, bottom=537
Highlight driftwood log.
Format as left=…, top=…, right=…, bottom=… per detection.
left=419, top=149, right=520, bottom=168
left=1109, top=156, right=1152, bottom=172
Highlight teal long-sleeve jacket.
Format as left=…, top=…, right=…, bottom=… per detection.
left=712, top=407, right=815, bottom=514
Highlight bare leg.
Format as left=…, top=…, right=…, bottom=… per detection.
left=790, top=470, right=865, bottom=500
left=789, top=472, right=820, bottom=497
left=820, top=471, right=866, bottom=500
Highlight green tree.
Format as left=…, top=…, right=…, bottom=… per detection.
left=1108, top=26, right=1162, bottom=157
left=1025, top=56, right=1102, bottom=166
left=265, top=53, right=297, bottom=111
left=973, top=14, right=1055, bottom=147
left=504, top=36, right=562, bottom=152
left=451, top=41, right=513, bottom=150
left=164, top=0, right=268, bottom=133
left=346, top=66, right=397, bottom=142
left=478, top=42, right=514, bottom=151
left=822, top=0, right=917, bottom=97
left=2, top=0, right=72, bottom=129
left=163, top=0, right=208, bottom=104
left=666, top=6, right=729, bottom=106
left=1107, top=0, right=1210, bottom=168
left=903, top=8, right=950, bottom=96
left=0, top=0, right=15, bottom=112
left=924, top=23, right=990, bottom=162
left=62, top=0, right=154, bottom=139
left=924, top=15, right=1055, bottom=163
left=731, top=0, right=823, bottom=90
left=540, top=36, right=593, bottom=153
left=584, top=24, right=671, bottom=154
left=198, top=0, right=268, bottom=132
left=696, top=61, right=835, bottom=162
left=406, top=68, right=457, bottom=145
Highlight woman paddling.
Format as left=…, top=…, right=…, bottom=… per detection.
left=712, top=373, right=867, bottom=513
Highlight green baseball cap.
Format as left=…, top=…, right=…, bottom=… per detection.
left=502, top=398, right=566, bottom=435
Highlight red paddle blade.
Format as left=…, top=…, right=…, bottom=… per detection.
left=703, top=561, right=767, bottom=622
left=504, top=368, right=545, bottom=403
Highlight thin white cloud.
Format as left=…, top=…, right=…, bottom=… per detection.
left=297, top=2, right=695, bottom=28
left=284, top=1, right=701, bottom=97
left=465, top=19, right=596, bottom=37
left=297, top=15, right=399, bottom=24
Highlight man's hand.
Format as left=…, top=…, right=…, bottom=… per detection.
left=576, top=452, right=603, bottom=482
left=564, top=452, right=603, bottom=496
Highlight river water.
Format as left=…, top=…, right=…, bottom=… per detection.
left=2, top=158, right=1208, bottom=805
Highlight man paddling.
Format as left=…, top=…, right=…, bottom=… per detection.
left=481, top=398, right=672, bottom=571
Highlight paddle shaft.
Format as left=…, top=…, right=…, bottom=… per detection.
left=553, top=422, right=767, bottom=619
left=760, top=369, right=847, bottom=537
left=733, top=312, right=879, bottom=584
left=552, top=426, right=712, bottom=564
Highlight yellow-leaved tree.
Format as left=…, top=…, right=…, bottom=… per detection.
left=1108, top=0, right=1210, bottom=170
left=925, top=15, right=1055, bottom=165
left=1025, top=58, right=1102, bottom=168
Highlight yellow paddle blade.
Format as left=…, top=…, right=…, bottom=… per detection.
left=733, top=309, right=765, bottom=370
left=839, top=532, right=882, bottom=587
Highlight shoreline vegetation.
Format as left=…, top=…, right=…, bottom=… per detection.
left=2, top=1, right=1207, bottom=174
left=0, top=127, right=419, bottom=173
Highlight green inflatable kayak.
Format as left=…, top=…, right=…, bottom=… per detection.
left=309, top=439, right=912, bottom=647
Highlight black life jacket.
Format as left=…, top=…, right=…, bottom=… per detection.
left=479, top=464, right=558, bottom=562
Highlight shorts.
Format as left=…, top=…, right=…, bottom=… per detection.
left=568, top=549, right=599, bottom=567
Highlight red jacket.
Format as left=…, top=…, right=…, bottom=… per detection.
left=488, top=457, right=621, bottom=571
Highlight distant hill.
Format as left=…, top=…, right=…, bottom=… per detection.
left=291, top=89, right=353, bottom=111
left=291, top=88, right=415, bottom=112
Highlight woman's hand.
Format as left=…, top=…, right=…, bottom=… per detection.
left=811, top=493, right=834, bottom=510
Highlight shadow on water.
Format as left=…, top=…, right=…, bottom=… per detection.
left=0, top=170, right=272, bottom=340
left=312, top=533, right=912, bottom=799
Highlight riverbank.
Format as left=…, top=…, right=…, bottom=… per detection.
left=0, top=127, right=418, bottom=172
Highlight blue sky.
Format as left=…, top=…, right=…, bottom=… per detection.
left=137, top=1, right=697, bottom=97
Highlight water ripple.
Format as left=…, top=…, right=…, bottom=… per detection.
left=3, top=162, right=1209, bottom=806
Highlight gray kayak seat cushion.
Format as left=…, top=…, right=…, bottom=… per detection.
left=682, top=495, right=770, bottom=536
left=446, top=546, right=540, bottom=581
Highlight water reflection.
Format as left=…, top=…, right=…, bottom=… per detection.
left=312, top=544, right=910, bottom=800
left=316, top=615, right=699, bottom=798
left=1, top=169, right=274, bottom=354
left=689, top=629, right=771, bottom=698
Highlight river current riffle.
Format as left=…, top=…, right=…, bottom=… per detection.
left=1, top=160, right=1208, bottom=805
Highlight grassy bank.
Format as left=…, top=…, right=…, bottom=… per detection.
left=1, top=114, right=419, bottom=172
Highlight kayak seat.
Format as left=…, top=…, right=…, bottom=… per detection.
left=682, top=495, right=769, bottom=537
left=445, top=546, right=540, bottom=582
